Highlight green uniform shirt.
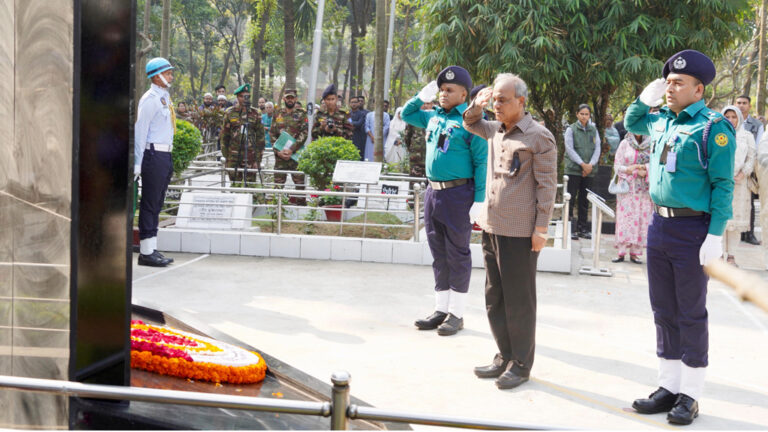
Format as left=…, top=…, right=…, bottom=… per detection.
left=401, top=95, right=487, bottom=202
left=624, top=98, right=735, bottom=235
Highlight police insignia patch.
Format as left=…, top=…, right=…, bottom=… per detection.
left=160, top=98, right=167, bottom=106
left=714, top=133, right=728, bottom=147
left=673, top=56, right=686, bottom=70
left=446, top=70, right=455, bottom=80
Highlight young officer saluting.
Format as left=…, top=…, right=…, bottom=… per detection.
left=135, top=57, right=177, bottom=267
left=402, top=66, right=487, bottom=336
left=625, top=50, right=735, bottom=426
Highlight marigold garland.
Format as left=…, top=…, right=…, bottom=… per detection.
left=130, top=320, right=267, bottom=384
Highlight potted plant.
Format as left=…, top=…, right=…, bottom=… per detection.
left=319, top=185, right=343, bottom=221
left=297, top=136, right=360, bottom=190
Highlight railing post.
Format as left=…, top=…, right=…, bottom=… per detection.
left=330, top=371, right=350, bottom=430
left=592, top=210, right=603, bottom=270
left=220, top=156, right=227, bottom=187
left=277, top=191, right=283, bottom=235
left=562, top=192, right=571, bottom=249
left=412, top=183, right=421, bottom=242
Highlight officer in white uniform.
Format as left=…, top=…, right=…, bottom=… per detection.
left=134, top=57, right=176, bottom=267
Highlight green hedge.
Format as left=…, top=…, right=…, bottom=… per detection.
left=172, top=119, right=202, bottom=176
left=297, top=136, right=360, bottom=190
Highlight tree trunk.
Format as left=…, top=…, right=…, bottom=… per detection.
left=268, top=61, right=274, bottom=99
left=283, top=0, right=297, bottom=90
left=219, top=39, right=234, bottom=87
left=161, top=0, right=170, bottom=58
left=251, top=2, right=272, bottom=99
left=361, top=52, right=368, bottom=102
left=374, top=0, right=386, bottom=162
left=332, top=21, right=347, bottom=89
left=198, top=42, right=210, bottom=97
left=134, top=0, right=153, bottom=118
left=757, top=0, right=768, bottom=116
left=185, top=26, right=196, bottom=101
left=348, top=34, right=359, bottom=95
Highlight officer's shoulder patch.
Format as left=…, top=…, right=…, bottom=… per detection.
left=714, top=133, right=729, bottom=147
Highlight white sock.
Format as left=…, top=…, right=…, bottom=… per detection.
left=448, top=291, right=467, bottom=318
left=140, top=239, right=153, bottom=255
left=658, top=358, right=682, bottom=394
left=435, top=290, right=450, bottom=313
left=150, top=236, right=158, bottom=252
left=679, top=364, right=706, bottom=400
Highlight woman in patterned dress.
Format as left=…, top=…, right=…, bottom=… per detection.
left=612, top=133, right=653, bottom=264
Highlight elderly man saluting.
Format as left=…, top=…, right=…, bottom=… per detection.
left=463, top=74, right=557, bottom=390
left=402, top=66, right=488, bottom=336
left=626, top=50, right=735, bottom=426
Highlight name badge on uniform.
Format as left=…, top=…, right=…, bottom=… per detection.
left=665, top=151, right=677, bottom=173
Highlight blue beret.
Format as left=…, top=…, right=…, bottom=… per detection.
left=322, top=84, right=337, bottom=99
left=437, top=66, right=472, bottom=91
left=470, top=84, right=487, bottom=100
left=663, top=49, right=716, bottom=85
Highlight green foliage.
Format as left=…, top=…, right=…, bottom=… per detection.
left=297, top=137, right=360, bottom=190
left=419, top=0, right=750, bottom=170
left=319, top=184, right=343, bottom=205
left=172, top=119, right=203, bottom=176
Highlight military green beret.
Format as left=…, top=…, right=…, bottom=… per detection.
left=234, top=83, right=251, bottom=95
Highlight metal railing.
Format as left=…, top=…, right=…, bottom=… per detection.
left=0, top=372, right=558, bottom=430
left=578, top=191, right=615, bottom=277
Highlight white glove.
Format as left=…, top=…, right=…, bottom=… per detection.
left=418, top=80, right=439, bottom=103
left=699, top=234, right=723, bottom=266
left=639, top=78, right=667, bottom=107
left=468, top=202, right=483, bottom=223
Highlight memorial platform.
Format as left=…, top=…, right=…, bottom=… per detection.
left=133, top=238, right=768, bottom=430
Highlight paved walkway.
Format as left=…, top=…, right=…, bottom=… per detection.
left=132, top=238, right=768, bottom=430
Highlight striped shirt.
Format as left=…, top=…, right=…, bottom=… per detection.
left=463, top=106, right=558, bottom=237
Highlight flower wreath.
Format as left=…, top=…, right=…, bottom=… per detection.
left=130, top=320, right=267, bottom=384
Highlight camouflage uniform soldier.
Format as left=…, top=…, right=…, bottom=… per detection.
left=220, top=83, right=265, bottom=184
left=313, top=84, right=353, bottom=140
left=270, top=89, right=308, bottom=196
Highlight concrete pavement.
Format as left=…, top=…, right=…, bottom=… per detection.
left=132, top=238, right=768, bottom=430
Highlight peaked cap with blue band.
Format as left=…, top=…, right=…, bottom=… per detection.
left=145, top=57, right=174, bottom=79
left=437, top=66, right=472, bottom=90
left=662, top=49, right=716, bottom=86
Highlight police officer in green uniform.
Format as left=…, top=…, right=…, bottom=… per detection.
left=625, top=50, right=735, bottom=426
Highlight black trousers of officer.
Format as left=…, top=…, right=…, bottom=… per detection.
left=138, top=146, right=173, bottom=240
left=567, top=174, right=593, bottom=233
left=482, top=232, right=539, bottom=378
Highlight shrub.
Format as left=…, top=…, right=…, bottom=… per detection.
left=172, top=119, right=202, bottom=176
left=297, top=136, right=360, bottom=190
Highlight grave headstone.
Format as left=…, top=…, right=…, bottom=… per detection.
left=176, top=192, right=251, bottom=229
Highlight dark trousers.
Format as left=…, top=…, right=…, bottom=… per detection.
left=646, top=213, right=710, bottom=368
left=138, top=149, right=173, bottom=240
left=423, top=182, right=474, bottom=293
left=482, top=232, right=539, bottom=377
left=567, top=174, right=592, bottom=233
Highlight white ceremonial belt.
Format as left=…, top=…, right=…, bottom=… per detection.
left=150, top=143, right=173, bottom=152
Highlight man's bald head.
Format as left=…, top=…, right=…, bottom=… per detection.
left=492, top=73, right=527, bottom=127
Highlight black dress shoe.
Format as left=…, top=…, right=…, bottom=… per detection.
left=138, top=252, right=171, bottom=267
left=495, top=371, right=529, bottom=390
left=629, top=255, right=642, bottom=264
left=437, top=313, right=464, bottom=336
left=632, top=387, right=678, bottom=414
left=153, top=250, right=174, bottom=264
left=744, top=232, right=761, bottom=245
left=667, top=394, right=698, bottom=425
left=612, top=256, right=625, bottom=263
left=414, top=311, right=447, bottom=330
left=474, top=354, right=509, bottom=378
left=571, top=232, right=579, bottom=240
left=578, top=231, right=592, bottom=239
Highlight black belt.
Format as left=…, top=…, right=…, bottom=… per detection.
left=429, top=178, right=470, bottom=190
left=654, top=205, right=705, bottom=218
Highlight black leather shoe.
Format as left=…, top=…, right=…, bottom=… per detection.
left=667, top=394, right=698, bottom=425
left=474, top=354, right=509, bottom=378
left=578, top=231, right=592, bottom=239
left=138, top=252, right=171, bottom=267
left=153, top=250, right=174, bottom=264
left=414, top=311, right=447, bottom=330
left=437, top=313, right=464, bottom=336
left=612, top=256, right=625, bottom=263
left=571, top=232, right=579, bottom=240
left=632, top=387, right=678, bottom=414
left=495, top=371, right=529, bottom=390
left=744, top=232, right=761, bottom=245
left=630, top=255, right=642, bottom=264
